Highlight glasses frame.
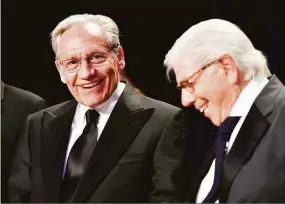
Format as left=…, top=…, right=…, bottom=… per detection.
left=57, top=47, right=114, bottom=72
left=177, top=59, right=217, bottom=92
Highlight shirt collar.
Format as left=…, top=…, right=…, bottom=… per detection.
left=230, top=76, right=269, bottom=117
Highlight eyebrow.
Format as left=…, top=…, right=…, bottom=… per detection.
left=64, top=50, right=105, bottom=60
left=175, top=60, right=217, bottom=90
left=176, top=70, right=200, bottom=91
left=177, top=74, right=195, bottom=86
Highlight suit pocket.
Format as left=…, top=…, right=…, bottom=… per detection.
left=118, top=153, right=144, bottom=163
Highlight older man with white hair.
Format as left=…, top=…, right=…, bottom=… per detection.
left=8, top=13, right=188, bottom=203
left=164, top=19, right=285, bottom=202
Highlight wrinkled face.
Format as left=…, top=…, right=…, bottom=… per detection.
left=55, top=23, right=125, bottom=108
left=174, top=55, right=239, bottom=126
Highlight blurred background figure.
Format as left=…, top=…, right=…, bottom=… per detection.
left=120, top=70, right=143, bottom=94
left=1, top=81, right=47, bottom=202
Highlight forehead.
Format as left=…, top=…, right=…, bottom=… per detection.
left=57, top=23, right=108, bottom=56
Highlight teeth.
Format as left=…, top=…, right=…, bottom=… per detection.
left=82, top=81, right=99, bottom=88
left=199, top=104, right=207, bottom=112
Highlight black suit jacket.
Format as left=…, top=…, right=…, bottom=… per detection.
left=186, top=75, right=285, bottom=202
left=1, top=82, right=47, bottom=202
left=8, top=84, right=188, bottom=203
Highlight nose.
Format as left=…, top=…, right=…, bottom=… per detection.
left=181, top=89, right=196, bottom=107
left=77, top=60, right=96, bottom=79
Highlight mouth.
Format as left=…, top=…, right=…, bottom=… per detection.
left=198, top=103, right=208, bottom=113
left=78, top=80, right=104, bottom=89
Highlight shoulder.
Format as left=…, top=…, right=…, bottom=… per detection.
left=5, top=84, right=45, bottom=104
left=29, top=100, right=76, bottom=119
left=139, top=94, right=181, bottom=112
left=267, top=77, right=285, bottom=115
left=275, top=84, right=285, bottom=107
left=272, top=85, right=285, bottom=120
left=257, top=78, right=285, bottom=131
left=3, top=84, right=47, bottom=113
left=255, top=76, right=285, bottom=117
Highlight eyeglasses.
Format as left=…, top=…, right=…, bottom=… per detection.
left=57, top=48, right=114, bottom=72
left=177, top=60, right=217, bottom=92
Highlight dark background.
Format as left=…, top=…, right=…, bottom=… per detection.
left=2, top=0, right=284, bottom=174
left=2, top=0, right=284, bottom=107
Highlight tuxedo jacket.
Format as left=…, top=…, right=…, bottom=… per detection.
left=1, top=82, right=47, bottom=202
left=8, top=84, right=187, bottom=203
left=186, top=75, right=285, bottom=202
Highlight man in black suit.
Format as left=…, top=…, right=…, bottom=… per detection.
left=164, top=19, right=285, bottom=202
left=1, top=81, right=47, bottom=202
left=8, top=14, right=187, bottom=203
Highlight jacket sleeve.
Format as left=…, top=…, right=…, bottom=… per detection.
left=150, top=109, right=190, bottom=202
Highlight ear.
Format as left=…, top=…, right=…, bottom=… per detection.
left=55, top=60, right=67, bottom=84
left=116, top=46, right=126, bottom=72
left=218, top=54, right=239, bottom=85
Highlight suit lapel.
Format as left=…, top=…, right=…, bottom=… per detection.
left=219, top=104, right=268, bottom=201
left=219, top=76, right=283, bottom=202
left=41, top=100, right=77, bottom=202
left=72, top=85, right=154, bottom=202
left=186, top=105, right=269, bottom=203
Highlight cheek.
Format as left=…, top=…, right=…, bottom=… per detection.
left=63, top=74, right=78, bottom=92
left=105, top=66, right=119, bottom=83
left=66, top=75, right=77, bottom=87
left=194, top=82, right=213, bottom=100
left=196, top=78, right=229, bottom=102
left=98, top=67, right=120, bottom=96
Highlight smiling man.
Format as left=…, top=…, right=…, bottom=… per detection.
left=164, top=19, right=285, bottom=202
left=8, top=14, right=188, bottom=203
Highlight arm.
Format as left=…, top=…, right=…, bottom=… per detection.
left=150, top=110, right=190, bottom=202
left=8, top=115, right=32, bottom=203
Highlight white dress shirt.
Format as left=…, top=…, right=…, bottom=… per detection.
left=195, top=76, right=269, bottom=203
left=62, top=82, right=126, bottom=176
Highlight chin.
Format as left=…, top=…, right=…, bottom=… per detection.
left=79, top=97, right=103, bottom=108
left=210, top=117, right=221, bottom=126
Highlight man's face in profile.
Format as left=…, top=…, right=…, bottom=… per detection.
left=55, top=23, right=125, bottom=108
left=174, top=55, right=240, bottom=126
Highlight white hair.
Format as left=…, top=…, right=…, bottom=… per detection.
left=164, top=19, right=271, bottom=81
left=50, top=14, right=120, bottom=56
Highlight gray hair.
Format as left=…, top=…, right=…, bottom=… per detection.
left=164, top=19, right=271, bottom=81
left=50, top=14, right=121, bottom=56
